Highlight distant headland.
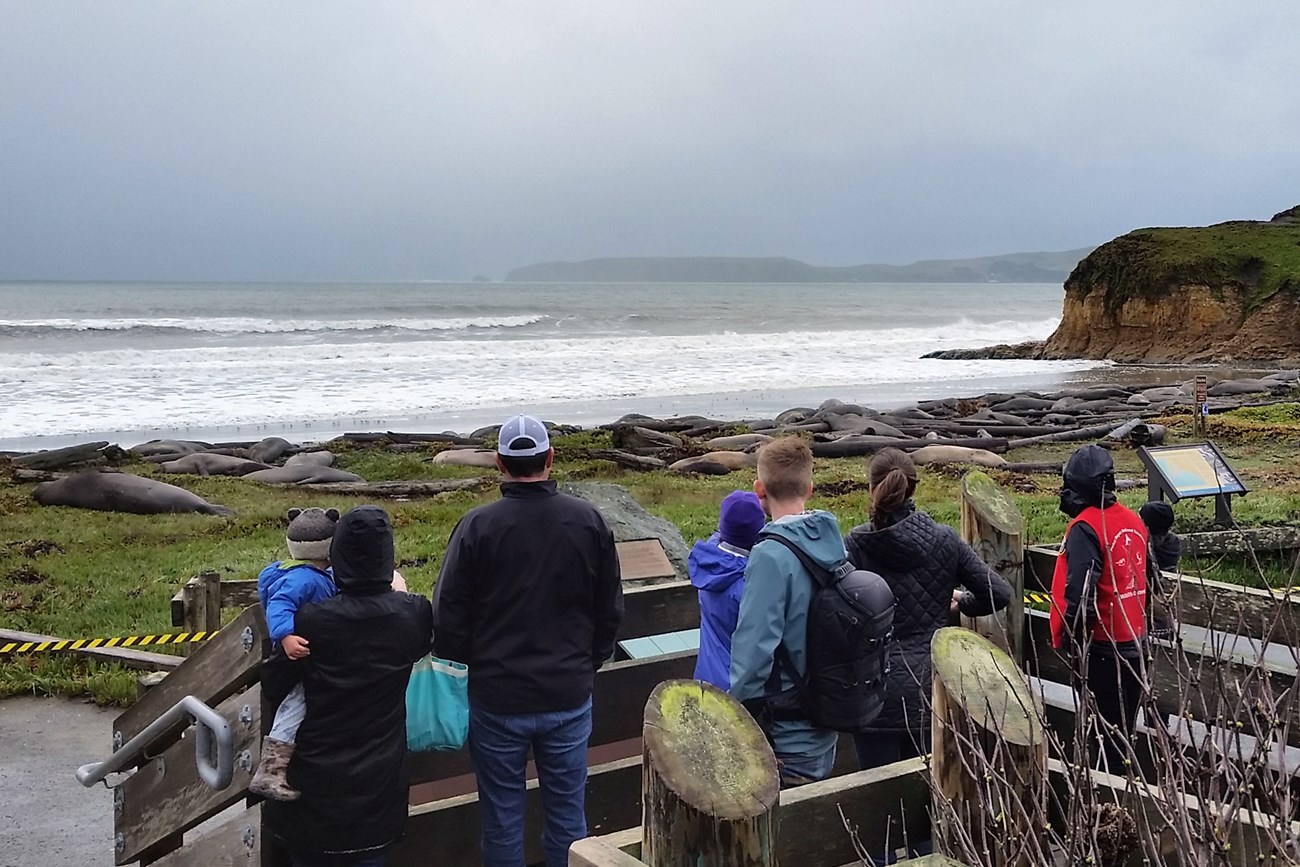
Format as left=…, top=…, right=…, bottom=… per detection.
left=504, top=249, right=1093, bottom=284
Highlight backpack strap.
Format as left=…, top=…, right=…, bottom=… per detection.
left=756, top=531, right=853, bottom=589
left=753, top=532, right=850, bottom=703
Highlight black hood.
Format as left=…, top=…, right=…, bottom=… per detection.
left=1059, top=444, right=1117, bottom=517
left=329, top=506, right=395, bottom=595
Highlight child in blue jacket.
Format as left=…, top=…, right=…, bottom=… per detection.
left=249, top=507, right=339, bottom=801
left=690, top=490, right=766, bottom=689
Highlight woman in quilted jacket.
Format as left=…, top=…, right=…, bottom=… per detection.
left=843, top=448, right=1012, bottom=769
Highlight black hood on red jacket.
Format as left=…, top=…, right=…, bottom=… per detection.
left=1059, top=444, right=1117, bottom=518
left=329, top=505, right=395, bottom=595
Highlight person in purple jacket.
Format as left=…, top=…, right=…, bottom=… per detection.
left=690, top=490, right=767, bottom=690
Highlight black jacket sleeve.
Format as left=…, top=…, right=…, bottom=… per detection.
left=432, top=517, right=475, bottom=664
left=1061, top=521, right=1103, bottom=640
left=590, top=523, right=624, bottom=670
left=952, top=532, right=1014, bottom=617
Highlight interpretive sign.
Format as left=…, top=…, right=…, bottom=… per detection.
left=1138, top=441, right=1247, bottom=525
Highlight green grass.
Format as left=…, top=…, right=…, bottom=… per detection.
left=3, top=429, right=1299, bottom=705
left=1070, top=221, right=1300, bottom=312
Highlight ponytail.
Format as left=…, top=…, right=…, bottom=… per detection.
left=868, top=448, right=918, bottom=528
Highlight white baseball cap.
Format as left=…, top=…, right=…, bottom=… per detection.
left=497, top=414, right=551, bottom=457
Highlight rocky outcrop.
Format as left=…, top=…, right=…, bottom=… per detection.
left=1040, top=210, right=1300, bottom=363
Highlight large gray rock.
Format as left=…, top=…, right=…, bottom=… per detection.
left=560, top=482, right=690, bottom=583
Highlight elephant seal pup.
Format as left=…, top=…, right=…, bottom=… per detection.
left=284, top=451, right=336, bottom=468
left=432, top=449, right=500, bottom=469
left=159, top=454, right=271, bottom=476
left=242, top=465, right=364, bottom=484
left=33, top=470, right=233, bottom=516
left=130, top=439, right=213, bottom=458
left=909, top=445, right=1007, bottom=468
left=669, top=451, right=758, bottom=474
left=249, top=436, right=295, bottom=464
left=703, top=433, right=773, bottom=450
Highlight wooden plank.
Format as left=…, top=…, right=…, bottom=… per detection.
left=618, top=581, right=700, bottom=641
left=116, top=685, right=262, bottom=865
left=571, top=758, right=931, bottom=867
left=182, top=573, right=222, bottom=658
left=1026, top=609, right=1300, bottom=748
left=220, top=581, right=261, bottom=611
left=1025, top=544, right=1300, bottom=646
left=616, top=539, right=675, bottom=583
left=569, top=837, right=647, bottom=867
left=114, top=605, right=269, bottom=747
left=0, top=628, right=182, bottom=671
left=1182, top=527, right=1300, bottom=556
left=145, top=804, right=262, bottom=867
left=407, top=650, right=698, bottom=787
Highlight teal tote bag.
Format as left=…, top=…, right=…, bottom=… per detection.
left=405, top=654, right=469, bottom=752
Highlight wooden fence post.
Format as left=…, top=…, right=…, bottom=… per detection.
left=931, top=628, right=1046, bottom=867
left=959, top=471, right=1025, bottom=662
left=181, top=571, right=223, bottom=656
left=642, top=680, right=778, bottom=866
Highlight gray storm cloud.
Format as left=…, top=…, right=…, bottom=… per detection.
left=1, top=1, right=1297, bottom=280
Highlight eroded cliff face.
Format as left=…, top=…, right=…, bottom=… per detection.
left=1041, top=283, right=1300, bottom=363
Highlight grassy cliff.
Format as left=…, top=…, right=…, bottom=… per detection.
left=1068, top=217, right=1300, bottom=313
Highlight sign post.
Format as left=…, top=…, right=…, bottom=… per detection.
left=1193, top=375, right=1209, bottom=438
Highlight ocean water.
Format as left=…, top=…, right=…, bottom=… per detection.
left=0, top=281, right=1106, bottom=450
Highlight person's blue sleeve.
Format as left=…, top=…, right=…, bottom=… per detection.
left=265, top=583, right=300, bottom=643
left=728, top=543, right=791, bottom=703
left=266, top=569, right=332, bottom=643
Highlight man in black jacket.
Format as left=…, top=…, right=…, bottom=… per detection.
left=265, top=505, right=433, bottom=867
left=433, top=414, right=624, bottom=867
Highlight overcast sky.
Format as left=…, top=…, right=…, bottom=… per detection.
left=1, top=1, right=1297, bottom=281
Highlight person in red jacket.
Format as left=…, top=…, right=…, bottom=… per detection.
left=1050, top=444, right=1157, bottom=773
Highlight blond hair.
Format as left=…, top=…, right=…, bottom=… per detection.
left=757, top=437, right=814, bottom=502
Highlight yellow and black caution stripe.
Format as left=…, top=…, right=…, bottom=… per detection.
left=0, top=631, right=217, bottom=656
left=1023, top=591, right=1051, bottom=606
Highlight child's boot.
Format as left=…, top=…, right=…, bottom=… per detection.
left=249, top=736, right=301, bottom=801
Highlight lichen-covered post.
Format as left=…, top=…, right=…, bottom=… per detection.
left=959, top=471, right=1025, bottom=662
left=641, top=679, right=779, bottom=866
left=931, top=628, right=1046, bottom=867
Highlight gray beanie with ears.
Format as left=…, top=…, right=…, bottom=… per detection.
left=286, top=507, right=341, bottom=561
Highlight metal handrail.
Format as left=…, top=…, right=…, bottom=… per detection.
left=76, top=695, right=234, bottom=790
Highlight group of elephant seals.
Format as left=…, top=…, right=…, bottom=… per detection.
left=34, top=471, right=234, bottom=516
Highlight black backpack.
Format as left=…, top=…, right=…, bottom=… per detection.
left=742, top=532, right=895, bottom=734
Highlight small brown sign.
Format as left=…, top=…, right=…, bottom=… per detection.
left=1195, top=374, right=1207, bottom=404
left=616, top=539, right=676, bottom=583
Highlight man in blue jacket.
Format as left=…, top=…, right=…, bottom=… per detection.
left=690, top=490, right=767, bottom=689
left=729, top=437, right=841, bottom=787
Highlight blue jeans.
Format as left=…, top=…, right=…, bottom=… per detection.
left=469, top=697, right=593, bottom=867
left=776, top=744, right=836, bottom=788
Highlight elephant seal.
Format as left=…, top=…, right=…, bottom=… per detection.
left=33, top=470, right=233, bottom=516
left=774, top=407, right=816, bottom=425
left=249, top=436, right=295, bottom=463
left=909, top=445, right=1007, bottom=468
left=242, top=466, right=364, bottom=485
left=284, top=451, right=336, bottom=468
left=432, top=449, right=500, bottom=469
left=991, top=396, right=1055, bottom=412
left=130, top=439, right=213, bottom=458
left=1207, top=378, right=1279, bottom=397
left=669, top=451, right=758, bottom=474
left=703, top=433, right=773, bottom=450
left=159, top=454, right=270, bottom=476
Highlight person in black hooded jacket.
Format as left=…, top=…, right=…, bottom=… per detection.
left=843, top=448, right=1012, bottom=769
left=264, top=505, right=433, bottom=867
